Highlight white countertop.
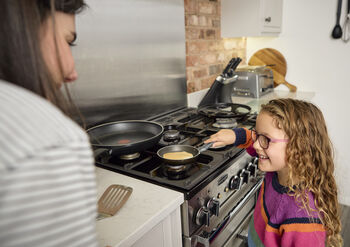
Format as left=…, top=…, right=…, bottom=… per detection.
left=231, top=90, right=315, bottom=112
left=187, top=89, right=315, bottom=110
left=95, top=167, right=184, bottom=247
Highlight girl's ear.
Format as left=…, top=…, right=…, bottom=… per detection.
left=277, top=121, right=283, bottom=129
left=272, top=118, right=283, bottom=130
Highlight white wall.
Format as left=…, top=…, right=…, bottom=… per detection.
left=246, top=0, right=350, bottom=206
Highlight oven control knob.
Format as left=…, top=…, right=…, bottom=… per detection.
left=247, top=162, right=257, bottom=178
left=195, top=206, right=210, bottom=226
left=229, top=175, right=242, bottom=191
left=240, top=169, right=250, bottom=184
left=207, top=198, right=220, bottom=216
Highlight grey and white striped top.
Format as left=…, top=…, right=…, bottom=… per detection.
left=0, top=80, right=98, bottom=247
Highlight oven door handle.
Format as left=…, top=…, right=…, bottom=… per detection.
left=209, top=177, right=263, bottom=242
left=228, top=178, right=262, bottom=218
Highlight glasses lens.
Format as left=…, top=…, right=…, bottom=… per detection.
left=258, top=135, right=269, bottom=149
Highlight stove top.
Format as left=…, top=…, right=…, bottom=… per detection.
left=94, top=107, right=256, bottom=194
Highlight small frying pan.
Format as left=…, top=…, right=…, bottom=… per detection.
left=157, top=143, right=213, bottom=166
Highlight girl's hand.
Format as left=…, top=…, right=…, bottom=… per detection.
left=204, top=129, right=236, bottom=147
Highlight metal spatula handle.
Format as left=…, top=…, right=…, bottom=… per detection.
left=343, top=0, right=350, bottom=42
left=343, top=16, right=350, bottom=42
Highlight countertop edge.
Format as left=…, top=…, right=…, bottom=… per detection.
left=187, top=89, right=315, bottom=109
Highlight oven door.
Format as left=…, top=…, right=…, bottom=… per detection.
left=189, top=178, right=262, bottom=247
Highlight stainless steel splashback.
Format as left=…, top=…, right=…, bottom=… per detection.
left=69, top=0, right=187, bottom=127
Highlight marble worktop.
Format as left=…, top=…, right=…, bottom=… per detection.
left=95, top=167, right=184, bottom=247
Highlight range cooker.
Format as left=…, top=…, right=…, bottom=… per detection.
left=94, top=107, right=264, bottom=247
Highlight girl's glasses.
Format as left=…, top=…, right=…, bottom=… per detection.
left=251, top=129, right=288, bottom=149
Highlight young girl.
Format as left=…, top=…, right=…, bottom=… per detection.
left=205, top=98, right=342, bottom=247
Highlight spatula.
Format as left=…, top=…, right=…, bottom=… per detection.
left=97, top=184, right=133, bottom=220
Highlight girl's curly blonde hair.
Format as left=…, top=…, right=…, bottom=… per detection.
left=260, top=98, right=342, bottom=247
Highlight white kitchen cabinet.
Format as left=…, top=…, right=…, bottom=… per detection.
left=132, top=207, right=182, bottom=247
left=221, top=0, right=283, bottom=37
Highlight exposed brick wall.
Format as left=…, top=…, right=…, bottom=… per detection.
left=184, top=0, right=247, bottom=93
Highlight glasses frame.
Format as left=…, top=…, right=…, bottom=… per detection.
left=251, top=129, right=289, bottom=149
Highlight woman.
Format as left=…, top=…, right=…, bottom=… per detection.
left=0, top=1, right=98, bottom=246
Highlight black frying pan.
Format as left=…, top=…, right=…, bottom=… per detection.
left=87, top=120, right=164, bottom=156
left=157, top=143, right=213, bottom=165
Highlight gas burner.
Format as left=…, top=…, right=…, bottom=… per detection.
left=164, top=124, right=180, bottom=131
left=119, top=152, right=141, bottom=160
left=162, top=163, right=192, bottom=180
left=212, top=118, right=238, bottom=129
left=166, top=164, right=188, bottom=172
left=198, top=103, right=251, bottom=119
left=163, top=129, right=180, bottom=141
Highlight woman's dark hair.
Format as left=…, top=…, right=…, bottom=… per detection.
left=0, top=0, right=86, bottom=116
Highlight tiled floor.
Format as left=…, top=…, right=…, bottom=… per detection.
left=341, top=204, right=350, bottom=246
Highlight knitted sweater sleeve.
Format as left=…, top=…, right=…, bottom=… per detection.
left=232, top=128, right=252, bottom=148
left=232, top=128, right=257, bottom=156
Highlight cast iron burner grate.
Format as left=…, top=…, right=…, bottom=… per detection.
left=198, top=103, right=251, bottom=119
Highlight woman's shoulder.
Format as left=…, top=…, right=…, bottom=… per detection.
left=0, top=81, right=89, bottom=170
left=0, top=80, right=84, bottom=135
